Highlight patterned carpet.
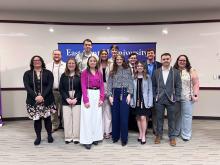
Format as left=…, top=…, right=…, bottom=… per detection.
left=0, top=119, right=219, bottom=165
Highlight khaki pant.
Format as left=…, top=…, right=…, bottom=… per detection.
left=102, top=98, right=112, bottom=135
left=63, top=105, right=80, bottom=142
left=51, top=90, right=62, bottom=130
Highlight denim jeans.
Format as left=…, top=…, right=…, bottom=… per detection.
left=174, top=100, right=193, bottom=140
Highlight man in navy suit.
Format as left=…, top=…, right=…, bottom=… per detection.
left=145, top=49, right=162, bottom=134
left=152, top=53, right=181, bottom=146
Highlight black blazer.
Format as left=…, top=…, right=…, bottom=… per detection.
left=59, top=73, right=82, bottom=105
left=23, top=69, right=55, bottom=106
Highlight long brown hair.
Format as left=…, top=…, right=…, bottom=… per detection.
left=64, top=57, right=80, bottom=76
left=86, top=56, right=98, bottom=74
left=134, top=61, right=148, bottom=80
left=110, top=54, right=128, bottom=77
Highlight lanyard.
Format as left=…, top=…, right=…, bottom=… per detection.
left=33, top=70, right=43, bottom=96
left=68, top=76, right=74, bottom=99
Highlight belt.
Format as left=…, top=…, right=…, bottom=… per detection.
left=53, top=89, right=59, bottom=91
left=87, top=87, right=99, bottom=90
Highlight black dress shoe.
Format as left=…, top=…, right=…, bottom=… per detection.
left=182, top=138, right=189, bottom=142
left=141, top=140, right=146, bottom=145
left=34, top=137, right=41, bottom=145
left=84, top=144, right=91, bottom=150
left=65, top=141, right=71, bottom=144
left=113, top=139, right=118, bottom=143
left=121, top=142, right=127, bottom=146
left=48, top=135, right=54, bottom=143
left=92, top=141, right=98, bottom=145
left=137, top=138, right=141, bottom=142
left=74, top=141, right=79, bottom=144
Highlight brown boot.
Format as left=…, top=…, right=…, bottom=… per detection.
left=154, top=136, right=161, bottom=144
left=170, top=139, right=176, bottom=146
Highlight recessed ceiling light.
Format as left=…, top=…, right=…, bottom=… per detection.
left=162, top=28, right=168, bottom=35
left=49, top=28, right=54, bottom=32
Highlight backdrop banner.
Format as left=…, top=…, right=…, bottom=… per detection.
left=58, top=42, right=156, bottom=62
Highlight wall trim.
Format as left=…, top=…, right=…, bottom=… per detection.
left=1, top=19, right=220, bottom=26
left=2, top=87, right=220, bottom=91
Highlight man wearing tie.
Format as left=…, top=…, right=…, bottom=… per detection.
left=47, top=50, right=66, bottom=132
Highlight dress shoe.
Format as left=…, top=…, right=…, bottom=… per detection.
left=182, top=138, right=189, bottom=142
left=137, top=138, right=141, bottom=142
left=170, top=139, right=176, bottom=146
left=52, top=128, right=58, bottom=133
left=113, top=139, right=118, bottom=143
left=48, top=135, right=54, bottom=143
left=65, top=141, right=71, bottom=144
left=74, top=141, right=79, bottom=144
left=141, top=140, right=146, bottom=145
left=34, top=137, right=41, bottom=145
left=154, top=136, right=161, bottom=144
left=84, top=144, right=91, bottom=150
left=121, top=142, right=127, bottom=146
left=92, top=141, right=99, bottom=145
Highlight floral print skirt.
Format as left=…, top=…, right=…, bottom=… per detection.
left=26, top=103, right=56, bottom=120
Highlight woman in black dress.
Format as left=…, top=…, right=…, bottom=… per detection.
left=23, top=55, right=56, bottom=145
left=130, top=62, right=153, bottom=144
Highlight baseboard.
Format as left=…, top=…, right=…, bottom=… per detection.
left=2, top=117, right=30, bottom=121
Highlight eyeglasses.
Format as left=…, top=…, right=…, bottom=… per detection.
left=33, top=60, right=41, bottom=62
left=178, top=60, right=186, bottom=62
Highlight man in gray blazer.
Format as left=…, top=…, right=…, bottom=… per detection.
left=152, top=53, right=181, bottom=146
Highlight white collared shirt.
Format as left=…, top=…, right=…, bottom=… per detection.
left=47, top=61, right=66, bottom=89
left=162, top=66, right=171, bottom=85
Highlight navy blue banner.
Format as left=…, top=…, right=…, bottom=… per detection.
left=58, top=42, right=156, bottom=62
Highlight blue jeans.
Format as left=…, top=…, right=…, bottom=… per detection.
left=174, top=100, right=193, bottom=140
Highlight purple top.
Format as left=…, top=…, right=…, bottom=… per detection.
left=81, top=69, right=105, bottom=104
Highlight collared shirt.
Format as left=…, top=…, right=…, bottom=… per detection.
left=162, top=66, right=171, bottom=85
left=75, top=51, right=98, bottom=71
left=147, top=63, right=154, bottom=77
left=47, top=61, right=66, bottom=89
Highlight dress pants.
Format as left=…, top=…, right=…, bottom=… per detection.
left=111, top=88, right=129, bottom=143
left=63, top=105, right=80, bottom=142
left=102, top=98, right=112, bottom=135
left=51, top=90, right=63, bottom=130
left=174, top=100, right=193, bottom=140
left=155, top=101, right=176, bottom=140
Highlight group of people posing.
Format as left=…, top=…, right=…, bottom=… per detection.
left=23, top=39, right=199, bottom=150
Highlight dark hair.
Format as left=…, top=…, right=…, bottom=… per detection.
left=110, top=54, right=128, bottom=77
left=134, top=61, right=148, bottom=80
left=86, top=56, right=98, bottom=73
left=129, top=52, right=137, bottom=58
left=64, top=57, right=80, bottom=76
left=83, top=39, right=92, bottom=45
left=110, top=44, right=119, bottom=51
left=146, top=49, right=155, bottom=54
left=174, top=54, right=192, bottom=72
left=30, top=55, right=46, bottom=70
left=161, top=53, right=171, bottom=58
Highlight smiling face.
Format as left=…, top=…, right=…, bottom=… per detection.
left=177, top=55, right=187, bottom=69
left=67, top=59, right=76, bottom=72
left=88, top=56, right=97, bottom=69
left=53, top=50, right=62, bottom=63
left=128, top=54, right=137, bottom=65
left=100, top=50, right=108, bottom=61
left=136, top=62, right=144, bottom=73
left=33, top=56, right=42, bottom=68
left=111, top=48, right=118, bottom=59
left=83, top=41, right=92, bottom=53
left=147, top=50, right=155, bottom=61
left=116, top=55, right=123, bottom=66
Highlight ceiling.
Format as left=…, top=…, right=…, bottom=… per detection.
left=1, top=0, right=220, bottom=13
left=1, top=0, right=220, bottom=22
